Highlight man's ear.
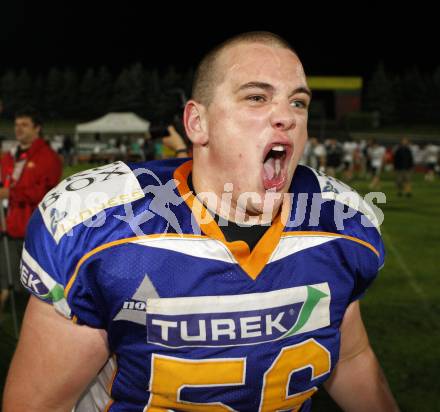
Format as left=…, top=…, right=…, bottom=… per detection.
left=183, top=100, right=209, bottom=146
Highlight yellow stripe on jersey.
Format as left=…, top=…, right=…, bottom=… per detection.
left=282, top=231, right=380, bottom=257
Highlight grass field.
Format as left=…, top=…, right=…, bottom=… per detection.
left=1, top=166, right=439, bottom=411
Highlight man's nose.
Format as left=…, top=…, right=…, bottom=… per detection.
left=270, top=101, right=296, bottom=131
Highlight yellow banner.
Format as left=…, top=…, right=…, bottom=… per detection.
left=307, top=77, right=362, bottom=91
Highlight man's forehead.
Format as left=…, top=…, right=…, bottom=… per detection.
left=220, top=43, right=306, bottom=88
left=16, top=117, right=33, bottom=123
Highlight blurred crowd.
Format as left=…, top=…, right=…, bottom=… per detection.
left=301, top=136, right=439, bottom=193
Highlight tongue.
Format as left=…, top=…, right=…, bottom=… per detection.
left=263, top=157, right=285, bottom=190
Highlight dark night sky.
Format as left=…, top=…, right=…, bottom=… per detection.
left=1, top=2, right=438, bottom=80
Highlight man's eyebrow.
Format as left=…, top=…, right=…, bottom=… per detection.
left=235, top=82, right=275, bottom=93
left=236, top=82, right=312, bottom=98
left=289, top=86, right=312, bottom=99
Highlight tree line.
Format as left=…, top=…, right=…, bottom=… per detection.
left=0, top=63, right=193, bottom=124
left=1, top=62, right=439, bottom=126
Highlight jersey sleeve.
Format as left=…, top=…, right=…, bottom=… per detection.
left=20, top=208, right=72, bottom=319
left=302, top=166, right=386, bottom=303
left=20, top=161, right=145, bottom=328
left=349, top=231, right=384, bottom=302
left=20, top=200, right=107, bottom=328
left=325, top=176, right=385, bottom=303
left=328, top=178, right=386, bottom=303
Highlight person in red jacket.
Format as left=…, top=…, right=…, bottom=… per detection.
left=0, top=107, right=62, bottom=312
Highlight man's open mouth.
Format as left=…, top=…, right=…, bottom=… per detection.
left=262, top=143, right=292, bottom=191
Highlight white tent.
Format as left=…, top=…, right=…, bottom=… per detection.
left=76, top=112, right=150, bottom=135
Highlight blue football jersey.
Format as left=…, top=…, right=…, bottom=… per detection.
left=20, top=159, right=385, bottom=412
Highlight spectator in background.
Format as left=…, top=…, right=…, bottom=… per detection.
left=130, top=138, right=142, bottom=161
left=410, top=143, right=422, bottom=168
left=393, top=138, right=414, bottom=197
left=142, top=133, right=156, bottom=162
left=116, top=137, right=128, bottom=161
left=342, top=137, right=358, bottom=181
left=90, top=134, right=103, bottom=164
left=307, top=137, right=326, bottom=172
left=161, top=125, right=190, bottom=158
left=363, top=139, right=374, bottom=178
left=62, top=134, right=74, bottom=167
left=368, top=139, right=386, bottom=189
left=384, top=145, right=394, bottom=172
left=325, top=138, right=343, bottom=177
left=0, top=107, right=62, bottom=312
left=424, top=142, right=439, bottom=181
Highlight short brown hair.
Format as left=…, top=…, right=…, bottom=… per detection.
left=15, top=106, right=43, bottom=128
left=192, top=31, right=297, bottom=106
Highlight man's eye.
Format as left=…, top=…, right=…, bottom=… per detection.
left=247, top=95, right=266, bottom=103
left=291, top=100, right=308, bottom=109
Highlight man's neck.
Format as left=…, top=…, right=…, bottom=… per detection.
left=18, top=136, right=38, bottom=150
left=187, top=172, right=272, bottom=250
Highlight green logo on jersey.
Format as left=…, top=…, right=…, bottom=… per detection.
left=283, top=286, right=329, bottom=338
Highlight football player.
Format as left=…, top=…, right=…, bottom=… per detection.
left=3, top=32, right=399, bottom=412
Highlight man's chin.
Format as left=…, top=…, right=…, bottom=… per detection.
left=16, top=137, right=29, bottom=144
left=263, top=190, right=285, bottom=211
left=242, top=191, right=284, bottom=223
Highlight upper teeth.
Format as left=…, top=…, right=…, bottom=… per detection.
left=272, top=145, right=285, bottom=152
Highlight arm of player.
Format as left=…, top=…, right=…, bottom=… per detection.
left=2, top=296, right=110, bottom=412
left=323, top=301, right=400, bottom=412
